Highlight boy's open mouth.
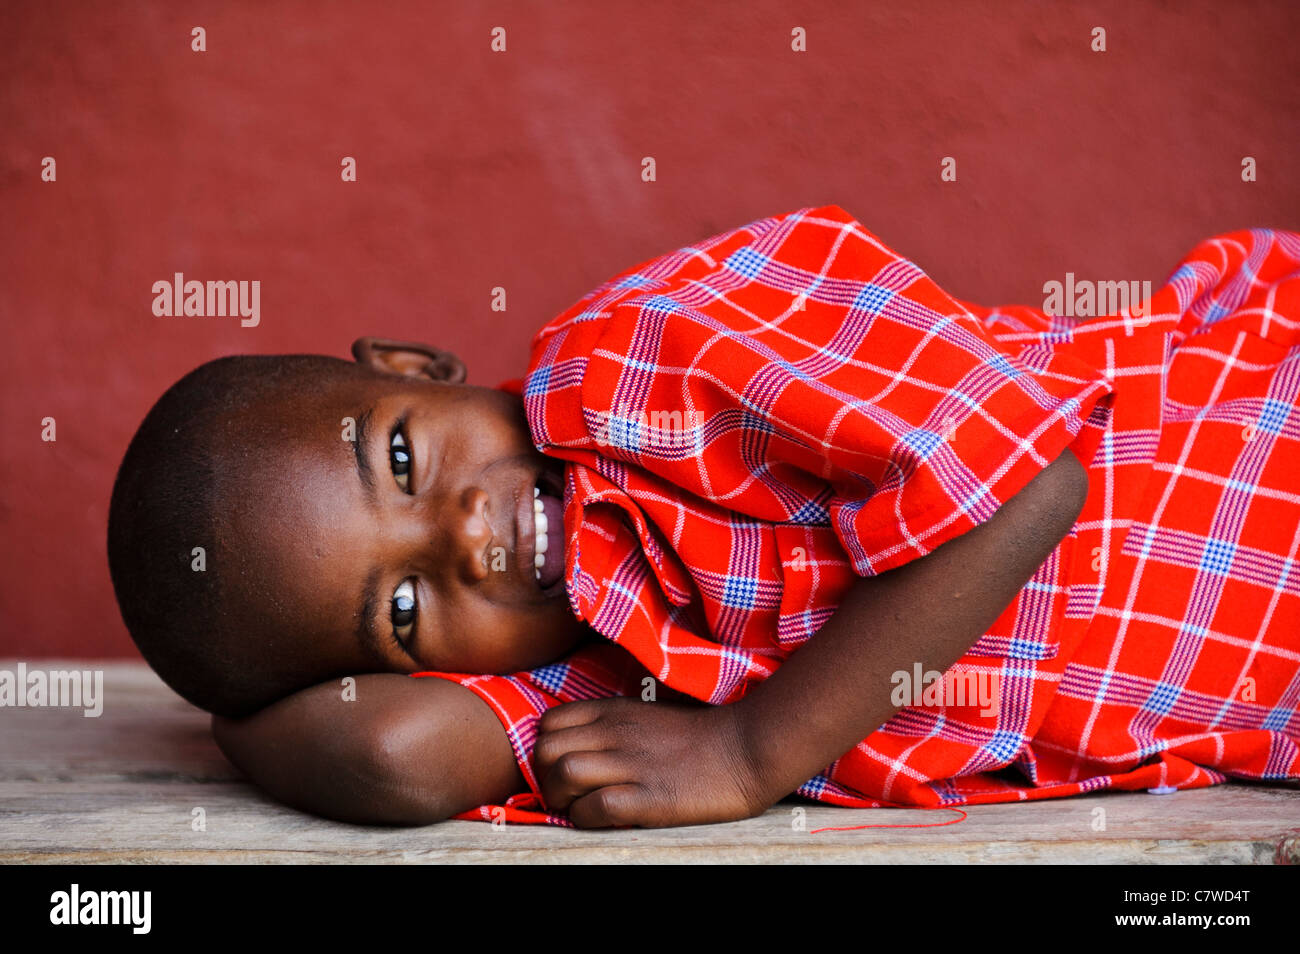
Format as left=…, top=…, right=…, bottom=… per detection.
left=529, top=466, right=566, bottom=597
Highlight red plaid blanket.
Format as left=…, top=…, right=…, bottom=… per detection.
left=415, top=206, right=1300, bottom=825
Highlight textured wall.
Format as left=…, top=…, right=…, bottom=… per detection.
left=2, top=0, right=1298, bottom=657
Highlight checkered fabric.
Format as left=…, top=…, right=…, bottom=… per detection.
left=414, top=206, right=1300, bottom=826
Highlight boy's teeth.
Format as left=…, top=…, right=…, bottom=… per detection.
left=532, top=478, right=557, bottom=583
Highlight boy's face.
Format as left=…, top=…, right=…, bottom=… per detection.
left=219, top=338, right=585, bottom=692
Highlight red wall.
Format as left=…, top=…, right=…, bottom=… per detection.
left=2, top=0, right=1297, bottom=658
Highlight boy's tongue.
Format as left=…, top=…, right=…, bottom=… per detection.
left=537, top=492, right=565, bottom=589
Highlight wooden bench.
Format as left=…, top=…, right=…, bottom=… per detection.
left=3, top=660, right=1296, bottom=863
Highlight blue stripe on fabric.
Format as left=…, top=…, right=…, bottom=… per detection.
left=1259, top=398, right=1290, bottom=435
left=724, top=246, right=769, bottom=279
left=852, top=283, right=895, bottom=315
left=524, top=365, right=550, bottom=397
left=1145, top=681, right=1181, bottom=716
left=1199, top=538, right=1236, bottom=575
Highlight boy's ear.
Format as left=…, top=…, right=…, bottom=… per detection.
left=351, top=337, right=466, bottom=384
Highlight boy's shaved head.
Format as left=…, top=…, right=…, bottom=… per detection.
left=107, top=353, right=369, bottom=716
left=108, top=342, right=580, bottom=718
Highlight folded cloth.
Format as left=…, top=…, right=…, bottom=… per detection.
left=415, top=206, right=1300, bottom=825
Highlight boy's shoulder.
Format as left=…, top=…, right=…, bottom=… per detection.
left=526, top=205, right=854, bottom=348
left=520, top=204, right=1116, bottom=581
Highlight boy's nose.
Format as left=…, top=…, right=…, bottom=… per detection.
left=422, top=485, right=494, bottom=584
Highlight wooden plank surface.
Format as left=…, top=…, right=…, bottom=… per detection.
left=1, top=660, right=1297, bottom=864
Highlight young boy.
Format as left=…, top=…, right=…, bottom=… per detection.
left=108, top=205, right=1300, bottom=828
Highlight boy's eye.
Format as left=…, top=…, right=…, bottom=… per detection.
left=390, top=429, right=412, bottom=492
left=391, top=579, right=417, bottom=645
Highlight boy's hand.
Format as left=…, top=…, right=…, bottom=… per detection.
left=534, top=698, right=769, bottom=828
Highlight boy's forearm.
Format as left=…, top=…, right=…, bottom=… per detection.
left=211, top=673, right=523, bottom=825
left=733, top=448, right=1089, bottom=805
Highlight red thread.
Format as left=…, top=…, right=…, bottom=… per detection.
left=810, top=807, right=967, bottom=833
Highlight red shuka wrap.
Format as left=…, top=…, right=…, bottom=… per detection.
left=414, top=206, right=1300, bottom=825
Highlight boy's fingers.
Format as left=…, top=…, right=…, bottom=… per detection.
left=568, top=783, right=645, bottom=829
left=538, top=698, right=620, bottom=733
left=532, top=723, right=612, bottom=774
left=538, top=750, right=632, bottom=815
